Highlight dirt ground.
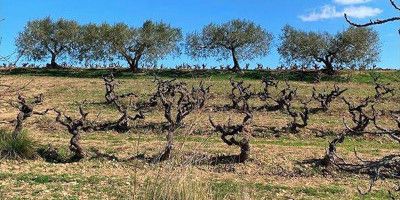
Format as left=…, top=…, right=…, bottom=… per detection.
left=0, top=72, right=399, bottom=199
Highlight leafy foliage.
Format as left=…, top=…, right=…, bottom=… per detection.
left=278, top=25, right=380, bottom=74
left=186, top=19, right=273, bottom=71
left=78, top=20, right=182, bottom=72
left=15, top=17, right=80, bottom=67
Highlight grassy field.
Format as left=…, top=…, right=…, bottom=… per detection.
left=0, top=69, right=399, bottom=199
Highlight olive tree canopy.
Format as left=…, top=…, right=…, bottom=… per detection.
left=16, top=17, right=79, bottom=68
left=186, top=19, right=273, bottom=72
left=78, top=20, right=182, bottom=72
left=278, top=25, right=380, bottom=74
left=74, top=23, right=107, bottom=64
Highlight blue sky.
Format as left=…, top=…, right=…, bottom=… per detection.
left=0, top=0, right=399, bottom=68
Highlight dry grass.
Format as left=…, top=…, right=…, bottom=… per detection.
left=0, top=72, right=399, bottom=199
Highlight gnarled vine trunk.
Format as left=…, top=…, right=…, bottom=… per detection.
left=69, top=130, right=84, bottom=160
left=238, top=135, right=250, bottom=163
left=159, top=129, right=174, bottom=161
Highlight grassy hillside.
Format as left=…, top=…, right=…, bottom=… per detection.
left=0, top=69, right=399, bottom=199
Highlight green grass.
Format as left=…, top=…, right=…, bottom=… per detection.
left=210, top=180, right=347, bottom=199
left=257, top=136, right=399, bottom=150
left=354, top=189, right=399, bottom=200
left=0, top=172, right=12, bottom=180
left=0, top=129, right=37, bottom=159
left=294, top=185, right=346, bottom=197
left=14, top=173, right=104, bottom=185
left=211, top=180, right=241, bottom=199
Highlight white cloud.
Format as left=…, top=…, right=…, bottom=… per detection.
left=299, top=5, right=341, bottom=22
left=334, top=0, right=371, bottom=5
left=343, top=6, right=382, bottom=18
left=299, top=5, right=382, bottom=22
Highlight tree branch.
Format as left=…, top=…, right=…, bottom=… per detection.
left=345, top=14, right=400, bottom=27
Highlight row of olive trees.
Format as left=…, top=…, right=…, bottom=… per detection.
left=15, top=17, right=380, bottom=74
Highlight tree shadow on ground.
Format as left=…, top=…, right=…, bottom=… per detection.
left=85, top=148, right=251, bottom=166
left=37, top=145, right=84, bottom=164
left=0, top=68, right=354, bottom=82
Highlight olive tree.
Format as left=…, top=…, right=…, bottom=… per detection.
left=278, top=25, right=380, bottom=74
left=74, top=23, right=107, bottom=64
left=15, top=17, right=80, bottom=68
left=79, top=21, right=182, bottom=72
left=186, top=19, right=273, bottom=72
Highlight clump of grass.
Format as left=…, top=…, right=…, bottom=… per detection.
left=137, top=174, right=213, bottom=200
left=0, top=129, right=37, bottom=159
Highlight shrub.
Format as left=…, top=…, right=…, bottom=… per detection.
left=0, top=129, right=37, bottom=159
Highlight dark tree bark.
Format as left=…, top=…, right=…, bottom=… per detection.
left=51, top=54, right=56, bottom=66
left=209, top=82, right=253, bottom=163
left=47, top=53, right=60, bottom=68
left=69, top=129, right=84, bottom=160
left=95, top=106, right=144, bottom=133
left=99, top=73, right=145, bottom=132
left=315, top=54, right=336, bottom=75
left=209, top=111, right=253, bottom=163
left=312, top=85, right=348, bottom=113
left=102, top=73, right=135, bottom=105
left=284, top=100, right=310, bottom=133
left=125, top=51, right=143, bottom=73
left=226, top=78, right=253, bottom=111
left=342, top=97, right=374, bottom=135
left=9, top=94, right=49, bottom=140
left=258, top=81, right=297, bottom=112
left=321, top=60, right=335, bottom=75
left=344, top=0, right=400, bottom=33
left=322, top=134, right=345, bottom=167
left=158, top=128, right=174, bottom=161
left=372, top=75, right=395, bottom=100
left=153, top=78, right=209, bottom=162
left=321, top=106, right=400, bottom=195
left=103, top=74, right=117, bottom=104
left=12, top=103, right=33, bottom=140
left=231, top=49, right=240, bottom=72
left=128, top=59, right=140, bottom=73
left=238, top=138, right=250, bottom=163
left=55, top=106, right=91, bottom=161
left=373, top=108, right=400, bottom=143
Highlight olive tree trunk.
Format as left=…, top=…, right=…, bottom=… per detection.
left=47, top=53, right=60, bottom=68
left=127, top=53, right=142, bottom=73
left=323, top=62, right=335, bottom=75
left=231, top=49, right=240, bottom=72
left=128, top=60, right=139, bottom=73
